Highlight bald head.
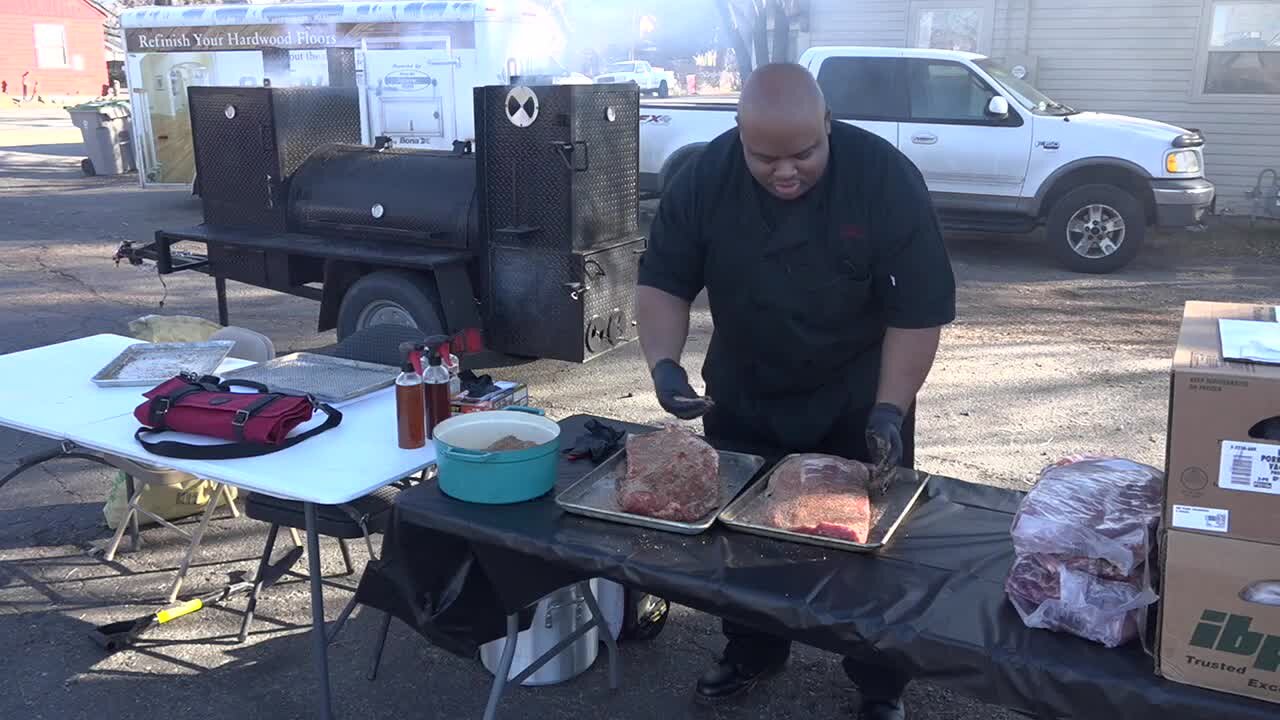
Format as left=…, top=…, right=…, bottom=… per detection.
left=739, top=63, right=828, bottom=127
left=736, top=64, right=832, bottom=201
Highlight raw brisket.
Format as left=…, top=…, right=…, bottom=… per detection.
left=747, top=454, right=872, bottom=543
left=1005, top=456, right=1163, bottom=648
left=617, top=426, right=720, bottom=522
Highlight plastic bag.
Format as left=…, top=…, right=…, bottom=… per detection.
left=1005, top=456, right=1163, bottom=648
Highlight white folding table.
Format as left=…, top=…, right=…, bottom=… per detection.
left=0, top=334, right=438, bottom=720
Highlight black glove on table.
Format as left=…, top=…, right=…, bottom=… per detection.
left=651, top=359, right=714, bottom=420
left=865, top=402, right=905, bottom=491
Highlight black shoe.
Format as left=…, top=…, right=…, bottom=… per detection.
left=857, top=698, right=905, bottom=720
left=694, top=657, right=786, bottom=702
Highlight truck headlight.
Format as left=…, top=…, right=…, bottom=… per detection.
left=1166, top=149, right=1201, bottom=174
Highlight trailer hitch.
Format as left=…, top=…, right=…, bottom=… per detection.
left=112, top=240, right=144, bottom=267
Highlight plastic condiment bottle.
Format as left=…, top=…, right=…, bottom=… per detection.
left=423, top=347, right=452, bottom=439
left=396, top=361, right=426, bottom=449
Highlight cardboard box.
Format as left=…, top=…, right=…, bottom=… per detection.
left=1166, top=301, right=1280, bottom=544
left=451, top=381, right=529, bottom=415
left=1157, top=530, right=1280, bottom=705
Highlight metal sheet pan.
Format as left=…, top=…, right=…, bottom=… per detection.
left=556, top=444, right=765, bottom=535
left=91, top=341, right=234, bottom=387
left=718, top=456, right=931, bottom=552
left=220, top=352, right=398, bottom=404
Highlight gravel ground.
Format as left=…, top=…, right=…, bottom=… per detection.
left=1, top=107, right=1278, bottom=720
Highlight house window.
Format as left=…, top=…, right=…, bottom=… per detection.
left=34, top=24, right=69, bottom=69
left=908, top=1, right=995, bottom=54
left=1203, top=1, right=1280, bottom=94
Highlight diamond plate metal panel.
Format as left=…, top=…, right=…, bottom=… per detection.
left=475, top=84, right=639, bottom=254
left=189, top=86, right=360, bottom=233
left=486, top=237, right=642, bottom=362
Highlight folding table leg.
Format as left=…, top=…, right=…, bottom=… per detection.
left=103, top=486, right=141, bottom=562
left=222, top=484, right=241, bottom=519
left=482, top=614, right=521, bottom=720
left=124, top=475, right=142, bottom=552
left=165, top=482, right=224, bottom=604
left=337, top=539, right=354, bottom=576
left=238, top=523, right=280, bottom=643
left=580, top=582, right=621, bottom=690
left=367, top=612, right=393, bottom=682
left=304, top=502, right=335, bottom=720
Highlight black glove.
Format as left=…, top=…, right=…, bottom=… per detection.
left=563, top=420, right=626, bottom=463
left=865, top=402, right=905, bottom=491
left=651, top=359, right=714, bottom=420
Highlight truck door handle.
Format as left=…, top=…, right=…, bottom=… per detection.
left=911, top=133, right=938, bottom=145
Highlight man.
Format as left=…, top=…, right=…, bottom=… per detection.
left=635, top=63, right=955, bottom=720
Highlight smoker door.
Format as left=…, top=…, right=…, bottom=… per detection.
left=189, top=87, right=286, bottom=231
left=486, top=237, right=643, bottom=363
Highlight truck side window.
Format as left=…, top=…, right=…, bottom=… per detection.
left=815, top=57, right=908, bottom=121
left=907, top=59, right=999, bottom=124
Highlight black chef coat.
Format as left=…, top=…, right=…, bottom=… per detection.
left=638, top=121, right=956, bottom=449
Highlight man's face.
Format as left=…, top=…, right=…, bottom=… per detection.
left=738, top=110, right=832, bottom=201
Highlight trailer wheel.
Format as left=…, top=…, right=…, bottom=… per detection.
left=337, top=270, right=445, bottom=341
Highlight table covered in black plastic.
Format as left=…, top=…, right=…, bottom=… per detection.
left=355, top=415, right=1277, bottom=720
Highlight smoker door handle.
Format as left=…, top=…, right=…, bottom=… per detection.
left=564, top=282, right=588, bottom=301
left=552, top=141, right=590, bottom=173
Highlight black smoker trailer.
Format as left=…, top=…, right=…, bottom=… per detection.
left=122, top=83, right=643, bottom=363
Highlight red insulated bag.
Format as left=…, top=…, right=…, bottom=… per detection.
left=134, top=374, right=342, bottom=460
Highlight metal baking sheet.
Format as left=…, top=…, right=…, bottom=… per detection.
left=718, top=456, right=931, bottom=552
left=91, top=341, right=234, bottom=387
left=556, top=444, right=765, bottom=535
left=220, top=352, right=398, bottom=403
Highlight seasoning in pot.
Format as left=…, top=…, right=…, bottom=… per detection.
left=488, top=435, right=539, bottom=451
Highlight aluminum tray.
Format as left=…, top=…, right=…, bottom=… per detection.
left=718, top=457, right=931, bottom=552
left=556, top=444, right=765, bottom=535
left=91, top=341, right=235, bottom=387
left=221, top=352, right=398, bottom=404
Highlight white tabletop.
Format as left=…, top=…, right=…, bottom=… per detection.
left=0, top=334, right=437, bottom=505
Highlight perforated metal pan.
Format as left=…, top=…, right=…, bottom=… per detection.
left=220, top=352, right=398, bottom=404
left=91, top=341, right=234, bottom=387
left=557, top=445, right=765, bottom=535
left=718, top=458, right=931, bottom=552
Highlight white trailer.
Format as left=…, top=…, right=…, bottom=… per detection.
left=120, top=1, right=578, bottom=187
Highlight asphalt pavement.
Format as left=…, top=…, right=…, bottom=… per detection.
left=1, top=107, right=1278, bottom=720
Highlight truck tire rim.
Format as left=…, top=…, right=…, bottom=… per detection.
left=358, top=301, right=417, bottom=329
left=1066, top=203, right=1125, bottom=259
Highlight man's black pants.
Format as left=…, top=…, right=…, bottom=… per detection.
left=704, top=405, right=916, bottom=703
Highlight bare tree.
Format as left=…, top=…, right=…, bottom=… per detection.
left=715, top=0, right=800, bottom=77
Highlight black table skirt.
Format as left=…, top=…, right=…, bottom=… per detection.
left=355, top=415, right=1276, bottom=720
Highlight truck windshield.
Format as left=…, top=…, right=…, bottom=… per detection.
left=975, top=59, right=1077, bottom=116
left=607, top=63, right=638, bottom=73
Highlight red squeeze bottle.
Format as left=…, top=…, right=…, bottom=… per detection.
left=423, top=347, right=452, bottom=439
left=396, top=361, right=426, bottom=449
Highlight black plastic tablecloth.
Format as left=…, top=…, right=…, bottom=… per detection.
left=355, top=415, right=1276, bottom=720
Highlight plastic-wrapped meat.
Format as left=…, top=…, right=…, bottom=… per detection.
left=1005, top=456, right=1163, bottom=648
left=743, top=454, right=872, bottom=543
left=617, top=425, right=720, bottom=522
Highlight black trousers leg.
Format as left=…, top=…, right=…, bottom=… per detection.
left=721, top=618, right=791, bottom=668
left=705, top=402, right=918, bottom=698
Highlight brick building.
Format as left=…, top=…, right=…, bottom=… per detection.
left=0, top=0, right=108, bottom=99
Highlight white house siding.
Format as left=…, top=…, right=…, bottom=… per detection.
left=806, top=0, right=1280, bottom=212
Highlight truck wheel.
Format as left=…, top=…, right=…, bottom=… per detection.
left=657, top=80, right=669, bottom=98
left=337, top=270, right=445, bottom=341
left=1046, top=184, right=1145, bottom=273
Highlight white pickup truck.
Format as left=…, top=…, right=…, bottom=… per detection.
left=595, top=61, right=677, bottom=98
left=638, top=46, right=1216, bottom=273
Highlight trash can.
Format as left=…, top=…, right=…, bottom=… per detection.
left=67, top=100, right=135, bottom=176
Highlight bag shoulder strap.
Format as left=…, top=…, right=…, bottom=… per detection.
left=135, top=401, right=343, bottom=460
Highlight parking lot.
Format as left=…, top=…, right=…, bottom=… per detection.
left=1, top=107, right=1278, bottom=719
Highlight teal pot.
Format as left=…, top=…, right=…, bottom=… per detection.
left=433, top=409, right=561, bottom=504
